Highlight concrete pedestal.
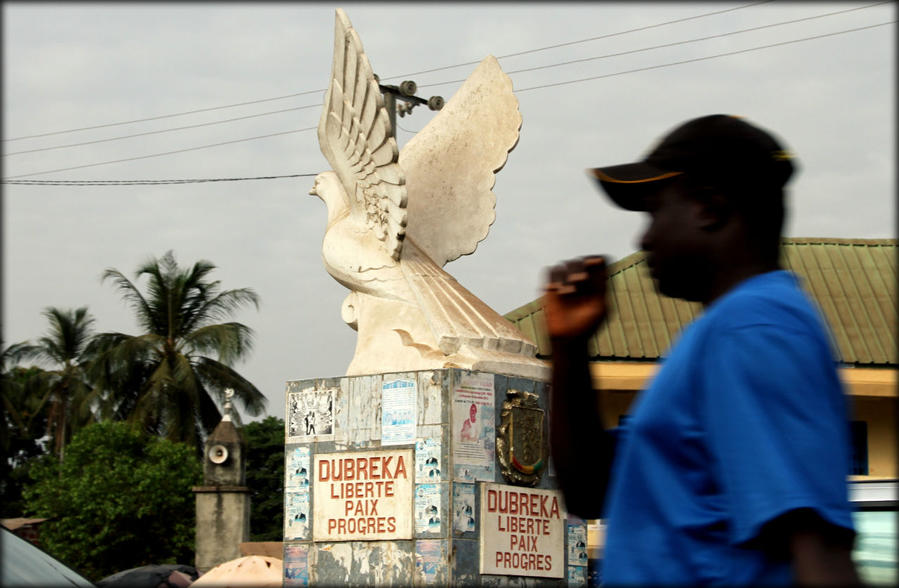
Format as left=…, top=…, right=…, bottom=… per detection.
left=281, top=369, right=588, bottom=586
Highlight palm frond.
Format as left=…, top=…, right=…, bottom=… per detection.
left=102, top=268, right=154, bottom=330
left=193, top=357, right=267, bottom=417
left=180, top=323, right=255, bottom=366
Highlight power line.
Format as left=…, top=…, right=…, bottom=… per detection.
left=2, top=174, right=316, bottom=185
left=3, top=19, right=891, bottom=181
left=513, top=21, right=895, bottom=94
left=382, top=0, right=773, bottom=80
left=3, top=1, right=771, bottom=144
left=3, top=90, right=327, bottom=143
left=3, top=104, right=321, bottom=157
left=3, top=127, right=318, bottom=180
left=500, top=2, right=891, bottom=80
left=7, top=2, right=887, bottom=158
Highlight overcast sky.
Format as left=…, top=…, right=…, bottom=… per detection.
left=3, top=2, right=895, bottom=421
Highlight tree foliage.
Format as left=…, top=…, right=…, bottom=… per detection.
left=10, top=307, right=100, bottom=460
left=24, top=421, right=202, bottom=581
left=89, top=251, right=266, bottom=453
left=244, top=416, right=285, bottom=541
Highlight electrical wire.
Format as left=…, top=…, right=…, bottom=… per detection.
left=3, top=127, right=318, bottom=180
left=500, top=2, right=892, bottom=80
left=7, top=2, right=887, bottom=157
left=2, top=174, right=315, bottom=185
left=3, top=90, right=327, bottom=143
left=3, top=1, right=772, bottom=143
left=513, top=21, right=894, bottom=94
left=3, top=105, right=321, bottom=157
left=382, top=1, right=774, bottom=80
left=3, top=19, right=891, bottom=181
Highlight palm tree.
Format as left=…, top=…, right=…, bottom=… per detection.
left=89, top=251, right=266, bottom=452
left=8, top=307, right=99, bottom=460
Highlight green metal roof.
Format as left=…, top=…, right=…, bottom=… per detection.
left=505, top=238, right=897, bottom=367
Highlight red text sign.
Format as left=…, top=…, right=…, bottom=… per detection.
left=313, top=449, right=413, bottom=540
left=479, top=484, right=565, bottom=578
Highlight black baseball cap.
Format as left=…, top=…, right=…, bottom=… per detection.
left=590, top=114, right=797, bottom=211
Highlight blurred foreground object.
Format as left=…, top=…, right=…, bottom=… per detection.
left=190, top=555, right=282, bottom=588
left=97, top=564, right=199, bottom=588
left=0, top=526, right=94, bottom=587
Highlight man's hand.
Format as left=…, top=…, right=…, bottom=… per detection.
left=543, top=255, right=610, bottom=339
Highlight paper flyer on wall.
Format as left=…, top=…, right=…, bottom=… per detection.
left=567, top=565, right=587, bottom=587
left=381, top=378, right=416, bottom=445
left=414, top=483, right=442, bottom=534
left=284, top=489, right=310, bottom=540
left=285, top=446, right=311, bottom=489
left=567, top=518, right=588, bottom=567
left=415, top=540, right=444, bottom=585
left=286, top=387, right=335, bottom=443
left=284, top=543, right=309, bottom=586
left=415, top=438, right=442, bottom=483
left=453, top=483, right=476, bottom=533
left=452, top=372, right=495, bottom=482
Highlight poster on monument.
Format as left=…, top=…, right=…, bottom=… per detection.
left=453, top=483, right=476, bottom=533
left=381, top=378, right=416, bottom=445
left=285, top=446, right=311, bottom=489
left=284, top=490, right=310, bottom=540
left=414, top=483, right=442, bottom=534
left=283, top=543, right=309, bottom=586
left=415, top=438, right=442, bottom=482
left=286, top=387, right=335, bottom=443
left=452, top=372, right=495, bottom=482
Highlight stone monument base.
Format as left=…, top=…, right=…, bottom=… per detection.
left=281, top=369, right=589, bottom=586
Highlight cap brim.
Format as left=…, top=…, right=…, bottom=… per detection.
left=588, top=163, right=682, bottom=211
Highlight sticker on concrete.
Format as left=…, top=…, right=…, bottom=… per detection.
left=415, top=539, right=446, bottom=585
left=453, top=483, right=476, bottom=533
left=287, top=387, right=335, bottom=443
left=415, top=483, right=442, bottom=534
left=313, top=448, right=413, bottom=541
left=479, top=483, right=565, bottom=578
left=286, top=446, right=311, bottom=489
left=415, top=438, right=442, bottom=482
left=452, top=372, right=495, bottom=482
left=381, top=378, right=417, bottom=445
left=567, top=516, right=588, bottom=567
left=284, top=489, right=310, bottom=540
left=283, top=542, right=309, bottom=586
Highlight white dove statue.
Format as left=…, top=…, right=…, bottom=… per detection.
left=310, top=9, right=547, bottom=380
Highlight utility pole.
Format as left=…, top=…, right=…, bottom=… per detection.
left=374, top=76, right=444, bottom=137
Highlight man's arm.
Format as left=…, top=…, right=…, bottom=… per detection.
left=757, top=509, right=861, bottom=586
left=544, top=256, right=616, bottom=519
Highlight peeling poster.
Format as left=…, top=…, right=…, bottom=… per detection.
left=286, top=446, right=311, bottom=489
left=284, top=489, right=310, bottom=540
left=284, top=543, right=309, bottom=586
left=415, top=438, right=442, bottom=483
left=453, top=483, right=476, bottom=533
left=415, top=483, right=442, bottom=534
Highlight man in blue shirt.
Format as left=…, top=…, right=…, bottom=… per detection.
left=544, top=115, right=859, bottom=585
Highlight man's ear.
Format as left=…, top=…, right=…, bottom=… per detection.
left=696, top=190, right=732, bottom=232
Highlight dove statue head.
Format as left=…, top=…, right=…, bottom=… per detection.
left=309, top=171, right=348, bottom=227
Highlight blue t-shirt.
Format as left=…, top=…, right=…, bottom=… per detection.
left=600, top=270, right=855, bottom=586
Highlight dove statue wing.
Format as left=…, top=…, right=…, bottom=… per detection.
left=398, top=55, right=521, bottom=267
left=318, top=8, right=407, bottom=260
